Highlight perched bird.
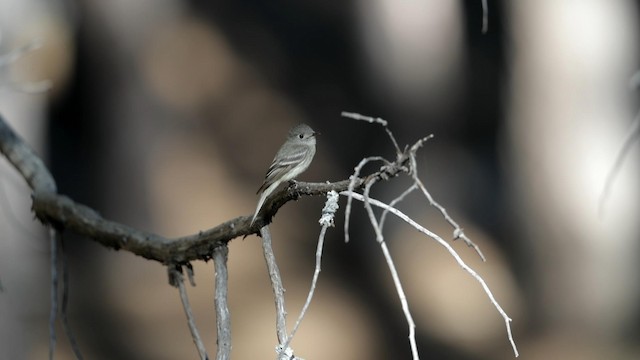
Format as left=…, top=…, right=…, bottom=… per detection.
left=251, top=123, right=318, bottom=225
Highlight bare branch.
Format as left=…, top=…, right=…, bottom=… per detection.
left=341, top=191, right=519, bottom=357
left=361, top=179, right=419, bottom=359
left=170, top=266, right=209, bottom=360
left=213, top=245, right=232, bottom=360
left=0, top=114, right=421, bottom=265
left=260, top=226, right=289, bottom=352
left=379, top=183, right=418, bottom=233
left=341, top=111, right=402, bottom=156
left=409, top=152, right=486, bottom=261
left=1, top=106, right=518, bottom=357
left=283, top=191, right=339, bottom=353
left=344, top=156, right=388, bottom=243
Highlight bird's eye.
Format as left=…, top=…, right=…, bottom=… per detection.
left=299, top=134, right=304, bottom=139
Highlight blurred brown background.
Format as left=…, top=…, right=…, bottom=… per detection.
left=1, top=1, right=640, bottom=359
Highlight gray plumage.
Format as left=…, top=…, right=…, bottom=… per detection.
left=251, top=123, right=317, bottom=225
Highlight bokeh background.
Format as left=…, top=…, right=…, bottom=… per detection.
left=1, top=1, right=640, bottom=359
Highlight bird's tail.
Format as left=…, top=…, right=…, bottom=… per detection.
left=250, top=190, right=270, bottom=226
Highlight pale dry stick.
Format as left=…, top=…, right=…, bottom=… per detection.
left=409, top=153, right=486, bottom=261
left=48, top=228, right=58, bottom=360
left=481, top=0, right=489, bottom=33
left=344, top=156, right=389, bottom=243
left=260, top=226, right=289, bottom=351
left=280, top=224, right=327, bottom=357
left=342, top=191, right=519, bottom=357
left=599, top=108, right=640, bottom=217
left=213, top=245, right=231, bottom=360
left=281, top=191, right=339, bottom=354
left=361, top=180, right=419, bottom=360
left=174, top=268, right=209, bottom=360
left=59, top=235, right=83, bottom=360
left=341, top=112, right=402, bottom=156
left=378, top=183, right=419, bottom=233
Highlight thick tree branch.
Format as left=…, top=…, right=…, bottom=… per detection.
left=0, top=114, right=413, bottom=265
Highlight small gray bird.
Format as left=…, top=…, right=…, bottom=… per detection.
left=251, top=123, right=318, bottom=225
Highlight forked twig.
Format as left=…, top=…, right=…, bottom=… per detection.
left=344, top=156, right=388, bottom=243
left=409, top=152, right=486, bottom=261
left=361, top=180, right=419, bottom=359
left=341, top=112, right=402, bottom=156
left=338, top=112, right=514, bottom=356
left=379, top=183, right=418, bottom=233
left=342, top=191, right=519, bottom=357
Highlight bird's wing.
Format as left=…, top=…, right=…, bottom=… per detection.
left=257, top=143, right=309, bottom=194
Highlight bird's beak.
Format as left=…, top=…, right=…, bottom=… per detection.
left=313, top=131, right=320, bottom=136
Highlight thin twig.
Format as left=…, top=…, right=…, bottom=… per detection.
left=409, top=153, right=486, bottom=261
left=379, top=183, right=418, bottom=233
left=213, top=245, right=232, bottom=360
left=341, top=111, right=402, bottom=156
left=260, top=226, right=289, bottom=349
left=59, top=234, right=83, bottom=360
left=341, top=111, right=388, bottom=126
left=172, top=267, right=209, bottom=360
left=284, top=225, right=327, bottom=352
left=344, top=156, right=388, bottom=243
left=283, top=191, right=339, bottom=352
left=342, top=191, right=519, bottom=357
left=599, top=108, right=640, bottom=217
left=362, top=180, right=419, bottom=359
left=48, top=228, right=58, bottom=360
